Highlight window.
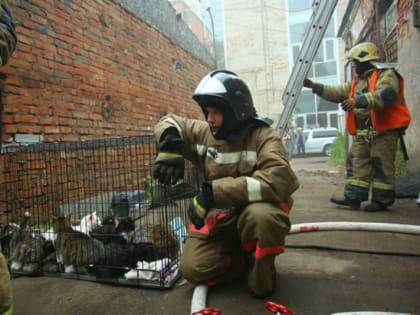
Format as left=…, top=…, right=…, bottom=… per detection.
left=326, top=40, right=335, bottom=59
left=314, top=44, right=324, bottom=62
left=325, top=17, right=335, bottom=37
left=314, top=61, right=337, bottom=77
left=317, top=113, right=327, bottom=128
left=296, top=116, right=304, bottom=128
left=292, top=44, right=300, bottom=64
left=295, top=90, right=315, bottom=114
left=318, top=97, right=338, bottom=112
left=381, top=1, right=396, bottom=40
left=287, top=0, right=311, bottom=12
left=330, top=113, right=338, bottom=128
left=310, top=39, right=337, bottom=78
left=290, top=22, right=309, bottom=44
left=306, top=114, right=317, bottom=128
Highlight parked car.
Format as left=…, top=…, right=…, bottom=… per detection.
left=300, top=127, right=338, bottom=157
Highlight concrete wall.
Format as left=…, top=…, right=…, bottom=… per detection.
left=118, top=0, right=213, bottom=65
left=223, top=0, right=289, bottom=121
left=223, top=0, right=348, bottom=126
left=2, top=0, right=210, bottom=143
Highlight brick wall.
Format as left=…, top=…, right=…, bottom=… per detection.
left=397, top=0, right=414, bottom=42
left=2, top=135, right=156, bottom=223
left=2, top=0, right=209, bottom=143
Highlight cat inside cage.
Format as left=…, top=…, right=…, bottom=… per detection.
left=4, top=191, right=191, bottom=285
left=1, top=135, right=199, bottom=288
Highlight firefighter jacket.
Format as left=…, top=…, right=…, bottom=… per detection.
left=0, top=0, right=17, bottom=66
left=318, top=68, right=410, bottom=134
left=154, top=114, right=299, bottom=211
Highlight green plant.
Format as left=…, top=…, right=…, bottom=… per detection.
left=394, top=139, right=408, bottom=177
left=329, top=131, right=346, bottom=166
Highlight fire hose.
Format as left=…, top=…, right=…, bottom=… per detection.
left=190, top=221, right=420, bottom=314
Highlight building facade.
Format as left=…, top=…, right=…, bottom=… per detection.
left=169, top=0, right=225, bottom=68
left=223, top=0, right=348, bottom=132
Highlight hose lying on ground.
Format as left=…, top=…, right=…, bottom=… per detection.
left=289, top=221, right=420, bottom=235
left=190, top=221, right=420, bottom=315
left=190, top=284, right=208, bottom=314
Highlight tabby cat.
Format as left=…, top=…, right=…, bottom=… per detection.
left=8, top=212, right=46, bottom=274
left=53, top=215, right=104, bottom=273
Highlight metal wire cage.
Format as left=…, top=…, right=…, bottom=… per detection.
left=0, top=135, right=199, bottom=289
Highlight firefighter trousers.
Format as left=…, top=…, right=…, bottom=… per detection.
left=345, top=129, right=399, bottom=207
left=179, top=201, right=290, bottom=296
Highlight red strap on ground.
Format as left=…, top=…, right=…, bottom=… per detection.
left=192, top=307, right=222, bottom=315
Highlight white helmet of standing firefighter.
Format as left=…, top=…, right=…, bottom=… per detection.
left=347, top=42, right=381, bottom=63
left=192, top=70, right=258, bottom=141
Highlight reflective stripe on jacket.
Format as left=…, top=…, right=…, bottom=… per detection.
left=346, top=69, right=411, bottom=135
left=154, top=114, right=299, bottom=210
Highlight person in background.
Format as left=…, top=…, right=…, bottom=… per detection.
left=153, top=70, right=299, bottom=298
left=0, top=1, right=17, bottom=315
left=282, top=122, right=293, bottom=159
left=304, top=42, right=411, bottom=212
left=295, top=127, right=305, bottom=156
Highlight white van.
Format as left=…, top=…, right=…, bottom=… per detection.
left=301, top=128, right=338, bottom=156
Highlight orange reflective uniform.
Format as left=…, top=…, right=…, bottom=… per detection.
left=346, top=69, right=411, bottom=135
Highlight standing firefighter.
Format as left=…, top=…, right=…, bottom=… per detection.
left=153, top=70, right=299, bottom=298
left=0, top=1, right=16, bottom=315
left=304, top=42, right=411, bottom=211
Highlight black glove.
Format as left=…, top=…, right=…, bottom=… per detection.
left=303, top=78, right=315, bottom=89
left=153, top=135, right=185, bottom=185
left=341, top=95, right=368, bottom=111
left=187, top=181, right=213, bottom=229
left=340, top=97, right=357, bottom=111
left=303, top=78, right=323, bottom=96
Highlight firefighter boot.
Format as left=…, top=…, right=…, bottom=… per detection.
left=364, top=201, right=389, bottom=212
left=330, top=196, right=360, bottom=210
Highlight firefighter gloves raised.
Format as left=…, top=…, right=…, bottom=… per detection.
left=153, top=135, right=185, bottom=185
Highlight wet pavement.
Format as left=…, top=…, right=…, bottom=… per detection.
left=10, top=156, right=420, bottom=315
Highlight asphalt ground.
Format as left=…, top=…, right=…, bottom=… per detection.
left=10, top=156, right=420, bottom=315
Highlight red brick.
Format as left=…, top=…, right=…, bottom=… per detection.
left=4, top=0, right=209, bottom=141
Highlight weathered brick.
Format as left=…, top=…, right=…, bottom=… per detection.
left=4, top=0, right=209, bottom=143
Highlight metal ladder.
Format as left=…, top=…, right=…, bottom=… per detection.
left=275, top=0, right=338, bottom=136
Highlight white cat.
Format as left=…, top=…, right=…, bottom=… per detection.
left=41, top=227, right=57, bottom=242
left=72, top=211, right=101, bottom=235
left=42, top=211, right=101, bottom=242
